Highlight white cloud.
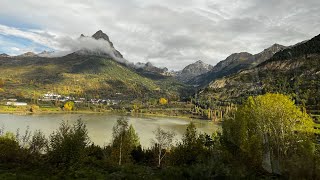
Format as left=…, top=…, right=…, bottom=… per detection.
left=0, top=24, right=59, bottom=49
left=10, top=47, right=20, bottom=51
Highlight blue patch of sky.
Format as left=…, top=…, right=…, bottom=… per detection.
left=0, top=15, right=41, bottom=30
left=0, top=34, right=53, bottom=55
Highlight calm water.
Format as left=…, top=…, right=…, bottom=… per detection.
left=0, top=113, right=220, bottom=147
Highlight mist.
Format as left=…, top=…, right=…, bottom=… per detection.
left=40, top=36, right=131, bottom=65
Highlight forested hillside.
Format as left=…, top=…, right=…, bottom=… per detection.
left=199, top=34, right=320, bottom=112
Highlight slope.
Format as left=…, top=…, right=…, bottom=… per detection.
left=0, top=54, right=182, bottom=101
left=199, top=34, right=320, bottom=111
left=189, top=44, right=285, bottom=87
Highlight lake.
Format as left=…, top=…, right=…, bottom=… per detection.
left=0, top=113, right=220, bottom=147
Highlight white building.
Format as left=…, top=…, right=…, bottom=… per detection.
left=6, top=102, right=27, bottom=106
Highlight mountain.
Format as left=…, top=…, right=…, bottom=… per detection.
left=18, top=52, right=38, bottom=57
left=38, top=50, right=54, bottom=57
left=176, top=60, right=213, bottom=83
left=136, top=62, right=168, bottom=74
left=134, top=62, right=171, bottom=79
left=76, top=30, right=125, bottom=62
left=251, top=44, right=286, bottom=66
left=0, top=53, right=187, bottom=101
left=91, top=30, right=123, bottom=58
left=0, top=31, right=188, bottom=101
left=199, top=34, right=320, bottom=111
left=0, top=53, right=9, bottom=57
left=188, top=44, right=286, bottom=87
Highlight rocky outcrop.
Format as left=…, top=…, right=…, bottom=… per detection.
left=0, top=53, right=9, bottom=57
left=91, top=30, right=123, bottom=58
left=18, top=52, right=38, bottom=57
left=176, top=60, right=213, bottom=82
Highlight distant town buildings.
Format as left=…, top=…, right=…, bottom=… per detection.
left=39, top=92, right=120, bottom=105
left=41, top=93, right=71, bottom=102
left=3, top=92, right=121, bottom=106
left=6, top=102, right=27, bottom=106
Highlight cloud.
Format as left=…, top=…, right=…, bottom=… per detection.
left=47, top=36, right=130, bottom=65
left=0, top=0, right=319, bottom=70
left=0, top=24, right=58, bottom=49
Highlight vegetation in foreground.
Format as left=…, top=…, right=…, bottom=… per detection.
left=0, top=93, right=319, bottom=179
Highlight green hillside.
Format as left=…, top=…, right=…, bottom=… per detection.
left=0, top=54, right=187, bottom=101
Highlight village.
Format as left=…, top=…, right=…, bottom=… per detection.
left=4, top=92, right=121, bottom=106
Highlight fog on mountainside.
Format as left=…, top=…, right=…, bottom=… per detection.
left=35, top=30, right=131, bottom=65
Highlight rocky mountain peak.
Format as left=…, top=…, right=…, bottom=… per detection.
left=38, top=50, right=54, bottom=57
left=135, top=61, right=168, bottom=75
left=253, top=43, right=286, bottom=65
left=92, top=30, right=111, bottom=42
left=176, top=60, right=214, bottom=83
left=145, top=62, right=154, bottom=67
left=19, top=52, right=38, bottom=57
left=75, top=30, right=123, bottom=59
left=0, top=53, right=10, bottom=57
left=263, top=43, right=286, bottom=53
left=195, top=60, right=204, bottom=64
left=182, top=60, right=213, bottom=72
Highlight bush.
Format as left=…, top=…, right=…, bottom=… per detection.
left=29, top=105, right=40, bottom=113
left=0, top=132, right=20, bottom=163
left=47, top=119, right=90, bottom=167
left=63, top=101, right=75, bottom=111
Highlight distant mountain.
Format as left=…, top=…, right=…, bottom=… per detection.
left=0, top=53, right=9, bottom=57
left=200, top=33, right=320, bottom=111
left=133, top=62, right=174, bottom=80
left=37, top=50, right=54, bottom=57
left=211, top=52, right=253, bottom=73
left=18, top=52, right=38, bottom=57
left=136, top=62, right=168, bottom=74
left=251, top=44, right=286, bottom=66
left=176, top=60, right=214, bottom=83
left=188, top=44, right=286, bottom=87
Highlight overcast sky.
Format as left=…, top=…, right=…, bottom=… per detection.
left=0, top=0, right=319, bottom=70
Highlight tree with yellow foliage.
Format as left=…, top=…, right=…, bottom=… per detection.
left=159, top=98, right=168, bottom=105
left=63, top=101, right=75, bottom=111
left=223, top=93, right=315, bottom=175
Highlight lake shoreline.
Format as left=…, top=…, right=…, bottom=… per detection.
left=0, top=109, right=213, bottom=122
left=0, top=107, right=213, bottom=122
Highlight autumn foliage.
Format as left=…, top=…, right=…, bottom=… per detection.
left=159, top=98, right=168, bottom=105
left=63, top=101, right=75, bottom=111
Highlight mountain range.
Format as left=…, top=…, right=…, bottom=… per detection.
left=199, top=33, right=320, bottom=111
left=187, top=43, right=286, bottom=87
